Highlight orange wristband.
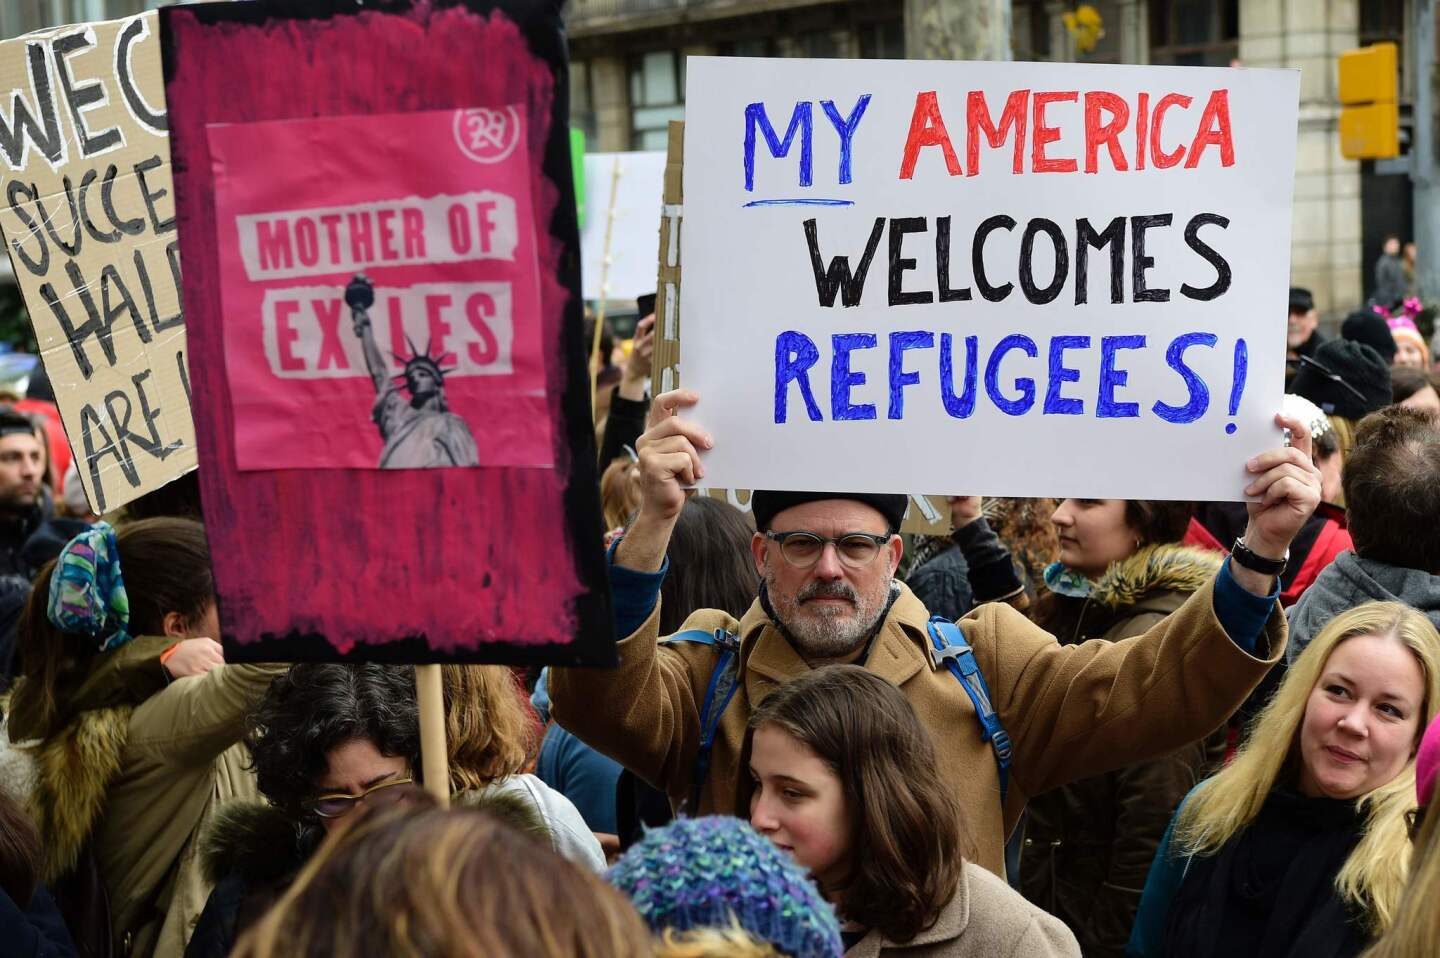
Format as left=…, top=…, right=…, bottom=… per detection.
left=160, top=643, right=181, bottom=665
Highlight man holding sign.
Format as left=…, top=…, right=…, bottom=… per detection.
left=549, top=389, right=1321, bottom=877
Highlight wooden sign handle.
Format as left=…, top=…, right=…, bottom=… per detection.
left=415, top=664, right=450, bottom=808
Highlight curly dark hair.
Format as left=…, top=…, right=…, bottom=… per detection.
left=246, top=664, right=421, bottom=822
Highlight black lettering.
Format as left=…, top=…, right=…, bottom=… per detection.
left=77, top=167, right=121, bottom=243
left=935, top=216, right=971, bottom=302
left=134, top=247, right=182, bottom=336
left=5, top=180, right=48, bottom=276
left=110, top=370, right=182, bottom=461
left=1180, top=213, right=1233, bottom=302
left=52, top=30, right=122, bottom=157
left=1075, top=216, right=1125, bottom=305
left=115, top=17, right=166, bottom=133
left=80, top=402, right=134, bottom=514
left=0, top=43, right=64, bottom=169
left=176, top=349, right=191, bottom=404
left=1130, top=213, right=1172, bottom=303
left=100, top=164, right=145, bottom=236
left=135, top=154, right=174, bottom=234
left=972, top=214, right=1016, bottom=303
left=35, top=177, right=82, bottom=258
left=100, top=263, right=149, bottom=345
left=1018, top=217, right=1068, bottom=305
left=887, top=217, right=932, bottom=306
left=805, top=216, right=885, bottom=308
left=48, top=259, right=119, bottom=378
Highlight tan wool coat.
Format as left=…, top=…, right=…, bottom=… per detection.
left=549, top=578, right=1286, bottom=876
left=847, top=861, right=1080, bottom=957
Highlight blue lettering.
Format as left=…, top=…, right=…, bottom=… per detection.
left=887, top=330, right=934, bottom=419
left=1152, top=331, right=1217, bottom=424
left=1043, top=335, right=1090, bottom=415
left=984, top=334, right=1038, bottom=416
left=774, top=330, right=822, bottom=423
left=940, top=334, right=979, bottom=419
left=831, top=333, right=877, bottom=420
left=820, top=94, right=871, bottom=185
left=1097, top=335, right=1145, bottom=418
left=744, top=101, right=814, bottom=192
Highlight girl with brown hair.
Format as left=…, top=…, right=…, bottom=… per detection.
left=747, top=665, right=1078, bottom=957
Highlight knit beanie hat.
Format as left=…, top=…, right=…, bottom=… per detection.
left=1340, top=310, right=1398, bottom=364
left=1417, top=714, right=1440, bottom=808
left=1388, top=316, right=1432, bottom=367
left=1291, top=339, right=1392, bottom=420
left=751, top=490, right=907, bottom=534
left=608, top=816, right=843, bottom=958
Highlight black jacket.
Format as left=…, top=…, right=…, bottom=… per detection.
left=1, top=883, right=78, bottom=958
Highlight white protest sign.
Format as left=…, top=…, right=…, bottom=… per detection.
left=580, top=150, right=667, bottom=301
left=0, top=13, right=195, bottom=514
left=679, top=57, right=1299, bottom=501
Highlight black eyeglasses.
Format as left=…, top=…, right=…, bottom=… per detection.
left=1294, top=354, right=1370, bottom=408
left=763, top=530, right=892, bottom=569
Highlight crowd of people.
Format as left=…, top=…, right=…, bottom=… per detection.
left=0, top=281, right=1436, bottom=958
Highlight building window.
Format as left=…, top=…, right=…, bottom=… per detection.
left=629, top=50, right=684, bottom=151
left=858, top=19, right=904, bottom=59
left=1149, top=0, right=1239, bottom=67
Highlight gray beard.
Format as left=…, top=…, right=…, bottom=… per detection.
left=764, top=575, right=899, bottom=660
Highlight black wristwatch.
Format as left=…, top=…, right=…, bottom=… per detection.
left=1230, top=538, right=1289, bottom=577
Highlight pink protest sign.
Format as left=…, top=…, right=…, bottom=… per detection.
left=208, top=108, right=552, bottom=470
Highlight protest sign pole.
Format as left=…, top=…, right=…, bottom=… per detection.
left=415, top=665, right=450, bottom=807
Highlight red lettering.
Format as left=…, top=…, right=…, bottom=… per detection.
left=1148, top=93, right=1192, bottom=169
left=320, top=214, right=343, bottom=263
left=424, top=293, right=453, bottom=358
left=388, top=297, right=407, bottom=365
left=312, top=299, right=347, bottom=370
left=966, top=90, right=1028, bottom=175
left=1083, top=91, right=1129, bottom=174
left=448, top=203, right=471, bottom=254
left=899, top=91, right=961, bottom=180
left=256, top=220, right=292, bottom=271
left=402, top=207, right=427, bottom=258
left=1135, top=92, right=1150, bottom=171
left=348, top=211, right=375, bottom=262
left=273, top=299, right=304, bottom=371
left=294, top=217, right=319, bottom=267
left=466, top=293, right=499, bottom=365
left=475, top=201, right=498, bottom=253
left=377, top=209, right=399, bottom=260
left=1185, top=89, right=1235, bottom=169
left=1031, top=91, right=1078, bottom=173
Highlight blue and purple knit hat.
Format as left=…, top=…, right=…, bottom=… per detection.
left=607, top=816, right=842, bottom=958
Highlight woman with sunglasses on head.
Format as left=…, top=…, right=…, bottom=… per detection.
left=1128, top=601, right=1440, bottom=958
left=185, top=662, right=600, bottom=958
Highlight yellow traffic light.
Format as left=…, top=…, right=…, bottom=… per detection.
left=1338, top=42, right=1399, bottom=159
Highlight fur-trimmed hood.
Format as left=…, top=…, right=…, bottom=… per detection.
left=26, top=704, right=131, bottom=882
left=1087, top=543, right=1223, bottom=612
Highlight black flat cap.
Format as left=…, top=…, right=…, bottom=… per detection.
left=750, top=491, right=909, bottom=534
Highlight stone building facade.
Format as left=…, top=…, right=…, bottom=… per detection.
left=568, top=0, right=1417, bottom=317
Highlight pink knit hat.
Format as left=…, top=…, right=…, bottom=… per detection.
left=1417, top=714, right=1440, bottom=807
left=1388, top=316, right=1432, bottom=367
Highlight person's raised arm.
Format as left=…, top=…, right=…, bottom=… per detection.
left=614, top=389, right=711, bottom=574
left=346, top=274, right=389, bottom=394
left=1230, top=412, right=1322, bottom=597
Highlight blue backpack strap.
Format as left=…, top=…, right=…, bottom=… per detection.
left=662, top=627, right=742, bottom=811
left=925, top=616, right=1013, bottom=804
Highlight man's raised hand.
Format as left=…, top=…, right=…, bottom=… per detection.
left=617, top=390, right=711, bottom=572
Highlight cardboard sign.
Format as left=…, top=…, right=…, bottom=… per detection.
left=680, top=57, right=1300, bottom=501
left=164, top=0, right=613, bottom=666
left=580, top=150, right=667, bottom=302
left=0, top=13, right=196, bottom=514
left=207, top=109, right=551, bottom=471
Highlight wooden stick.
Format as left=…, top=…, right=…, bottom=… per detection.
left=415, top=664, right=450, bottom=808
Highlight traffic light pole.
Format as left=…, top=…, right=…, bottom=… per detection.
left=1415, top=0, right=1438, bottom=300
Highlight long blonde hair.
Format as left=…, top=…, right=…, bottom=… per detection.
left=441, top=665, right=539, bottom=791
left=1175, top=601, right=1440, bottom=931
left=1359, top=774, right=1440, bottom=958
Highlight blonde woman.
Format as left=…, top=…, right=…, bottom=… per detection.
left=1357, top=714, right=1440, bottom=958
left=1127, top=601, right=1440, bottom=958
